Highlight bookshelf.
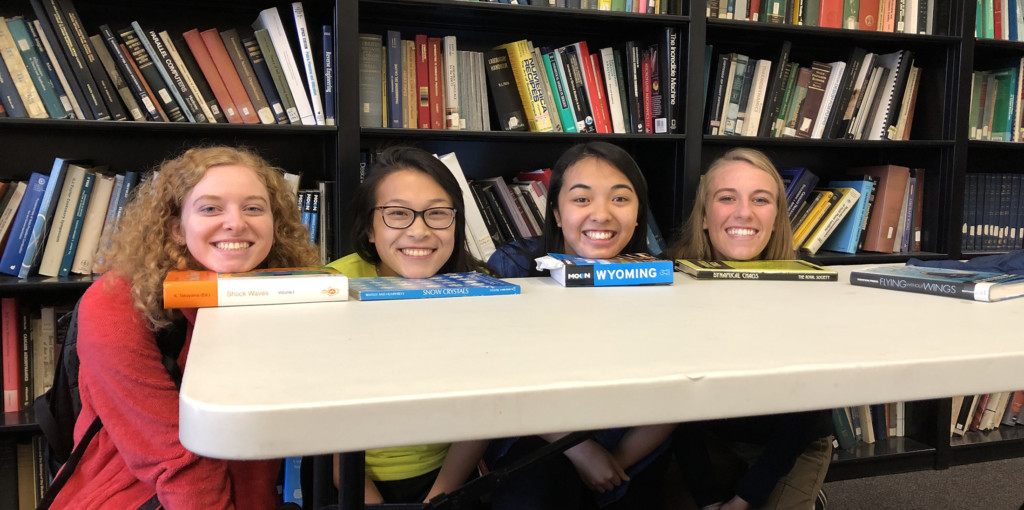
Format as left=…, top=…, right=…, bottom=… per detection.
left=2, top=0, right=1023, bottom=500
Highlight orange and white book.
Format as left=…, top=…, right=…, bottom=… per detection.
left=163, top=267, right=348, bottom=308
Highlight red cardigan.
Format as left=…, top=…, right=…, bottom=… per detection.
left=51, top=273, right=280, bottom=509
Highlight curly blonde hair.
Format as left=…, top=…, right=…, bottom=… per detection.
left=97, top=146, right=320, bottom=328
left=668, top=148, right=794, bottom=262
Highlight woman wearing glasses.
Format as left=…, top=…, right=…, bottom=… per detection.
left=326, top=145, right=490, bottom=505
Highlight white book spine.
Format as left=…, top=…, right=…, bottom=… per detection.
left=291, top=2, right=325, bottom=125
left=442, top=35, right=460, bottom=130
left=436, top=152, right=496, bottom=261
left=743, top=59, right=771, bottom=137
left=38, top=165, right=87, bottom=277
left=813, top=61, right=846, bottom=139
left=254, top=7, right=315, bottom=125
left=71, top=174, right=114, bottom=275
left=599, top=47, right=626, bottom=133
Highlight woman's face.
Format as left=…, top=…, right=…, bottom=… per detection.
left=369, top=169, right=456, bottom=278
left=553, top=157, right=640, bottom=259
left=703, top=161, right=779, bottom=261
left=172, top=164, right=275, bottom=273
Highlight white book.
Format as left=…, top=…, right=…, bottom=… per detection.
left=160, top=30, right=218, bottom=123
left=812, top=61, right=846, bottom=139
left=436, top=152, right=496, bottom=262
left=70, top=173, right=114, bottom=275
left=35, top=307, right=56, bottom=396
left=38, top=164, right=88, bottom=277
left=599, top=47, right=626, bottom=134
left=905, top=0, right=918, bottom=33
left=442, top=35, right=460, bottom=130
left=253, top=6, right=315, bottom=125
left=1017, top=0, right=1024, bottom=41
left=291, top=2, right=325, bottom=125
left=742, top=59, right=771, bottom=137
left=1002, top=0, right=1010, bottom=39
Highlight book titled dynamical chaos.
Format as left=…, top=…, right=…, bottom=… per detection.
left=163, top=267, right=349, bottom=308
left=675, top=259, right=839, bottom=281
left=347, top=271, right=520, bottom=300
left=536, top=253, right=674, bottom=287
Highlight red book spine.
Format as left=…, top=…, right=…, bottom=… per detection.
left=994, top=0, right=1004, bottom=38
left=818, top=0, right=844, bottom=27
left=859, top=0, right=881, bottom=29
left=589, top=53, right=613, bottom=133
left=122, top=43, right=168, bottom=121
left=575, top=42, right=609, bottom=134
left=199, top=28, right=259, bottom=124
left=428, top=37, right=443, bottom=130
left=750, top=0, right=761, bottom=20
left=2, top=298, right=21, bottom=412
left=183, top=29, right=242, bottom=123
left=415, top=34, right=429, bottom=129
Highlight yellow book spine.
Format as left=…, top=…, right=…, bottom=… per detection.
left=792, top=191, right=834, bottom=249
left=496, top=40, right=553, bottom=132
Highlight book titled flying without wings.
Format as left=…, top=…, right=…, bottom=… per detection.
left=849, top=265, right=1024, bottom=302
left=675, top=259, right=839, bottom=281
left=537, top=253, right=674, bottom=287
left=163, top=267, right=348, bottom=308
left=348, top=271, right=520, bottom=301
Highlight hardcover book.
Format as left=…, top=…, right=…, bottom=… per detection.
left=675, top=259, right=838, bottom=281
left=348, top=271, right=520, bottom=301
left=849, top=265, right=1024, bottom=302
left=537, top=253, right=674, bottom=287
left=163, top=267, right=348, bottom=308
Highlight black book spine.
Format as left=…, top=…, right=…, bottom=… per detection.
left=561, top=46, right=596, bottom=133
left=243, top=37, right=288, bottom=124
left=625, top=41, right=643, bottom=134
left=58, top=0, right=126, bottom=119
left=757, top=40, right=791, bottom=137
left=172, top=36, right=226, bottom=123
left=34, top=0, right=108, bottom=119
left=116, top=26, right=186, bottom=122
left=469, top=182, right=504, bottom=245
left=664, top=27, right=680, bottom=133
left=144, top=29, right=207, bottom=123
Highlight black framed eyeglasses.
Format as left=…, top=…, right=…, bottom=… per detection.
left=375, top=206, right=457, bottom=229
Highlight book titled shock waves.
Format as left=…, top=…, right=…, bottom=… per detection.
left=536, top=253, right=674, bottom=287
left=675, top=259, right=839, bottom=281
left=849, top=265, right=1024, bottom=302
left=347, top=271, right=520, bottom=301
left=163, top=267, right=348, bottom=308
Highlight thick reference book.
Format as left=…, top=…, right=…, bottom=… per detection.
left=348, top=271, right=520, bottom=301
left=849, top=265, right=1024, bottom=302
left=537, top=253, right=674, bottom=287
left=163, top=267, right=348, bottom=308
left=675, top=259, right=838, bottom=281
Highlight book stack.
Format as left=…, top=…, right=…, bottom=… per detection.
left=706, top=43, right=921, bottom=141
left=358, top=29, right=683, bottom=134
left=707, top=0, right=937, bottom=35
left=961, top=173, right=1024, bottom=253
left=0, top=157, right=321, bottom=279
left=781, top=164, right=925, bottom=256
left=0, top=1, right=334, bottom=125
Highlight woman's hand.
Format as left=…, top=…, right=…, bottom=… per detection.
left=563, top=439, right=630, bottom=493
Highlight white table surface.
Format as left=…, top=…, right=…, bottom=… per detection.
left=179, top=265, right=1024, bottom=460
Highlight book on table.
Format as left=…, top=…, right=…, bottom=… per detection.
left=163, top=267, right=348, bottom=308
left=849, top=265, right=1024, bottom=302
left=675, top=259, right=839, bottom=281
left=537, top=253, right=674, bottom=287
left=347, top=272, right=520, bottom=301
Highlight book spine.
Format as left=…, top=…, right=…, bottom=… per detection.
left=70, top=174, right=113, bottom=275
left=442, top=35, right=459, bottom=130
left=57, top=171, right=93, bottom=277
left=7, top=17, right=67, bottom=119
left=214, top=28, right=268, bottom=124
left=58, top=0, right=126, bottom=119
left=0, top=19, right=49, bottom=118
left=89, top=33, right=144, bottom=121
left=138, top=24, right=202, bottom=123
left=33, top=0, right=109, bottom=119
left=243, top=36, right=288, bottom=124
left=2, top=297, right=21, bottom=411
left=253, top=6, right=315, bottom=125
left=356, top=284, right=519, bottom=301
left=322, top=25, right=334, bottom=126
left=117, top=26, right=186, bottom=122
left=183, top=28, right=241, bottom=123
left=849, top=270, right=988, bottom=301
left=498, top=40, right=553, bottom=132
left=291, top=2, right=325, bottom=125
left=164, top=273, right=349, bottom=307
left=591, top=261, right=674, bottom=286
left=254, top=29, right=300, bottom=124
left=162, top=31, right=218, bottom=123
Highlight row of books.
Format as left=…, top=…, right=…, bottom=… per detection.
left=461, top=0, right=684, bottom=14
left=295, top=183, right=335, bottom=265
left=706, top=43, right=921, bottom=141
left=0, top=436, right=47, bottom=509
left=968, top=62, right=1024, bottom=142
left=0, top=158, right=141, bottom=280
left=975, top=0, right=1024, bottom=40
left=962, top=173, right=1024, bottom=253
left=784, top=164, right=925, bottom=256
left=0, top=1, right=332, bottom=125
left=709, top=0, right=939, bottom=35
left=951, top=391, right=1024, bottom=438
left=358, top=29, right=682, bottom=135
left=831, top=403, right=907, bottom=450
left=2, top=298, right=69, bottom=415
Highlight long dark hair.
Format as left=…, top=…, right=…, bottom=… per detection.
left=542, top=142, right=650, bottom=255
left=349, top=145, right=489, bottom=274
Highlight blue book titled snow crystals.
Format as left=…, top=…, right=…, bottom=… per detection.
left=348, top=271, right=521, bottom=301
left=537, top=253, right=674, bottom=287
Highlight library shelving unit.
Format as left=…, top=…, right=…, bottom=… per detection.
left=0, top=0, right=342, bottom=491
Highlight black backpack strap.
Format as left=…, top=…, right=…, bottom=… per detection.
left=37, top=416, right=103, bottom=510
left=155, top=319, right=187, bottom=390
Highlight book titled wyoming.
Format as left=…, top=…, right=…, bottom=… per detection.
left=849, top=265, right=1024, bottom=302
left=348, top=272, right=520, bottom=301
left=163, top=267, right=348, bottom=308
left=537, top=253, right=674, bottom=287
left=675, top=259, right=839, bottom=281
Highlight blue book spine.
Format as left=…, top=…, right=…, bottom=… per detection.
left=132, top=21, right=195, bottom=122
left=58, top=172, right=94, bottom=277
left=19, top=158, right=70, bottom=278
left=355, top=283, right=520, bottom=301
left=821, top=179, right=874, bottom=254
left=546, top=254, right=674, bottom=287
left=0, top=173, right=47, bottom=276
left=589, top=260, right=674, bottom=286
left=348, top=272, right=521, bottom=301
left=115, top=170, right=139, bottom=223
left=385, top=30, right=402, bottom=128
left=322, top=24, right=334, bottom=126
left=282, top=457, right=303, bottom=505
left=308, top=191, right=319, bottom=244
